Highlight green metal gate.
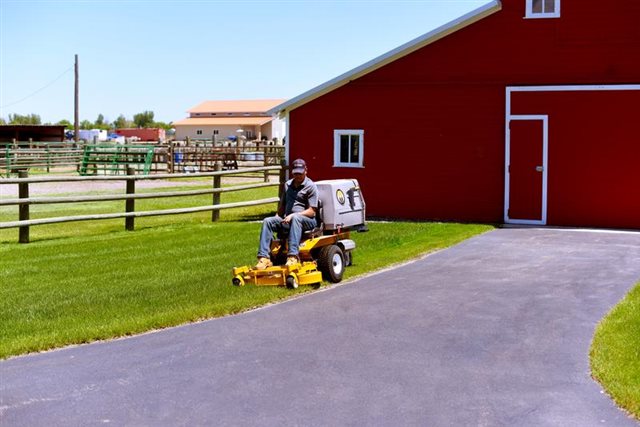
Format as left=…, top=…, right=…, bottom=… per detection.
left=80, top=144, right=154, bottom=175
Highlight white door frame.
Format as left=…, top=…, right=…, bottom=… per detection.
left=504, top=115, right=548, bottom=225
left=504, top=84, right=640, bottom=226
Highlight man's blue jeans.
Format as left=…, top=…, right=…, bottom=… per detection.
left=257, top=214, right=317, bottom=258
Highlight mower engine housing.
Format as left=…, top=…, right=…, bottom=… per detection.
left=315, top=179, right=366, bottom=232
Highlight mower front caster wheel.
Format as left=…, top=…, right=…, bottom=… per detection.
left=232, top=275, right=245, bottom=286
left=286, top=274, right=299, bottom=289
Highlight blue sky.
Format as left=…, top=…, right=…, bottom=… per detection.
left=0, top=0, right=486, bottom=124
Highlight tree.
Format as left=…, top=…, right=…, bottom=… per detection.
left=8, top=113, right=41, bottom=125
left=133, top=110, right=154, bottom=128
left=0, top=117, right=6, bottom=125
left=57, top=119, right=72, bottom=127
left=80, top=120, right=93, bottom=130
left=113, top=114, right=131, bottom=129
left=94, top=114, right=109, bottom=130
left=153, top=121, right=173, bottom=130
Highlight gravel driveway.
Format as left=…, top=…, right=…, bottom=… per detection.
left=1, top=228, right=639, bottom=426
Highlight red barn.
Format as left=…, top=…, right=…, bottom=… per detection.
left=271, top=0, right=640, bottom=230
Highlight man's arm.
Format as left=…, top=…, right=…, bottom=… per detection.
left=282, top=206, right=316, bottom=223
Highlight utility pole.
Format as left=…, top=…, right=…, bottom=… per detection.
left=74, top=54, right=79, bottom=142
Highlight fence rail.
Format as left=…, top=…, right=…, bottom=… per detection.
left=0, top=140, right=285, bottom=177
left=0, top=165, right=286, bottom=243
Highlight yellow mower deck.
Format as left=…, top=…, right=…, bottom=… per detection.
left=232, top=232, right=351, bottom=288
left=232, top=262, right=322, bottom=287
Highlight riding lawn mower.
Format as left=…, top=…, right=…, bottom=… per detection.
left=232, top=179, right=367, bottom=289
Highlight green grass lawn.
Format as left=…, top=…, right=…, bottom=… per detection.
left=590, top=282, right=640, bottom=420
left=0, top=185, right=492, bottom=358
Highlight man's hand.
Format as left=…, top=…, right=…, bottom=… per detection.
left=282, top=213, right=295, bottom=224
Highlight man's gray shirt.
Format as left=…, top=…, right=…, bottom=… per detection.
left=282, top=177, right=319, bottom=215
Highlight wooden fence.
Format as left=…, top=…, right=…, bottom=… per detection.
left=0, top=140, right=285, bottom=177
left=0, top=165, right=286, bottom=243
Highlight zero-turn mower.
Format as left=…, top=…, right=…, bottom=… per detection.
left=232, top=179, right=367, bottom=289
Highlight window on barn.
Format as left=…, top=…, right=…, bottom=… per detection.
left=196, top=129, right=203, bottom=135
left=334, top=129, right=364, bottom=168
left=525, top=0, right=560, bottom=18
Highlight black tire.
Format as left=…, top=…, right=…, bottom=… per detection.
left=344, top=250, right=353, bottom=267
left=286, top=275, right=298, bottom=289
left=317, top=245, right=345, bottom=283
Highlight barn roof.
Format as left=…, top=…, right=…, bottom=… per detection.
left=269, top=0, right=501, bottom=116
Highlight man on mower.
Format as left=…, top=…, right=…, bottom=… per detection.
left=255, top=158, right=319, bottom=270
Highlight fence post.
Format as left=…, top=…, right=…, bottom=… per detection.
left=169, top=141, right=175, bottom=173
left=4, top=144, right=10, bottom=177
left=278, top=159, right=287, bottom=201
left=11, top=138, right=17, bottom=177
left=125, top=167, right=135, bottom=231
left=18, top=170, right=29, bottom=244
left=263, top=145, right=269, bottom=183
left=212, top=162, right=221, bottom=222
left=46, top=144, right=51, bottom=173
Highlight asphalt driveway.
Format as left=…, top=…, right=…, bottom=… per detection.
left=1, top=228, right=640, bottom=426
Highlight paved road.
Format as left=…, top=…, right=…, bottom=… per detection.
left=2, top=228, right=640, bottom=426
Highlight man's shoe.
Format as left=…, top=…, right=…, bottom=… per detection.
left=285, top=256, right=299, bottom=267
left=255, top=257, right=273, bottom=270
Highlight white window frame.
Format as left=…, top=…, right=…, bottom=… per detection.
left=525, top=0, right=560, bottom=19
left=333, top=129, right=364, bottom=168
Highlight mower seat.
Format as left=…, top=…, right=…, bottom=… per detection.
left=277, top=201, right=324, bottom=241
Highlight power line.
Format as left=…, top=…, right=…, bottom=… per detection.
left=1, top=65, right=73, bottom=109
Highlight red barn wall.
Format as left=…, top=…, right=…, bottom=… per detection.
left=288, top=0, right=640, bottom=226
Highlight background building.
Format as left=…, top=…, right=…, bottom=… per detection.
left=174, top=99, right=286, bottom=142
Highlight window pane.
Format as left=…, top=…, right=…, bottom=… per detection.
left=350, top=135, right=359, bottom=163
left=340, top=135, right=350, bottom=163
left=544, top=0, right=555, bottom=13
left=532, top=0, right=543, bottom=13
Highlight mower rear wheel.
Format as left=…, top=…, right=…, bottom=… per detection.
left=318, top=245, right=345, bottom=283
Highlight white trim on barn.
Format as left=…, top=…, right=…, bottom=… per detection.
left=269, top=1, right=502, bottom=117
left=285, top=111, right=291, bottom=171
left=524, top=0, right=561, bottom=19
left=504, top=115, right=548, bottom=225
left=504, top=84, right=640, bottom=225
left=333, top=129, right=365, bottom=168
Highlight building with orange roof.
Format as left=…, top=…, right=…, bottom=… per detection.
left=173, top=99, right=286, bottom=142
